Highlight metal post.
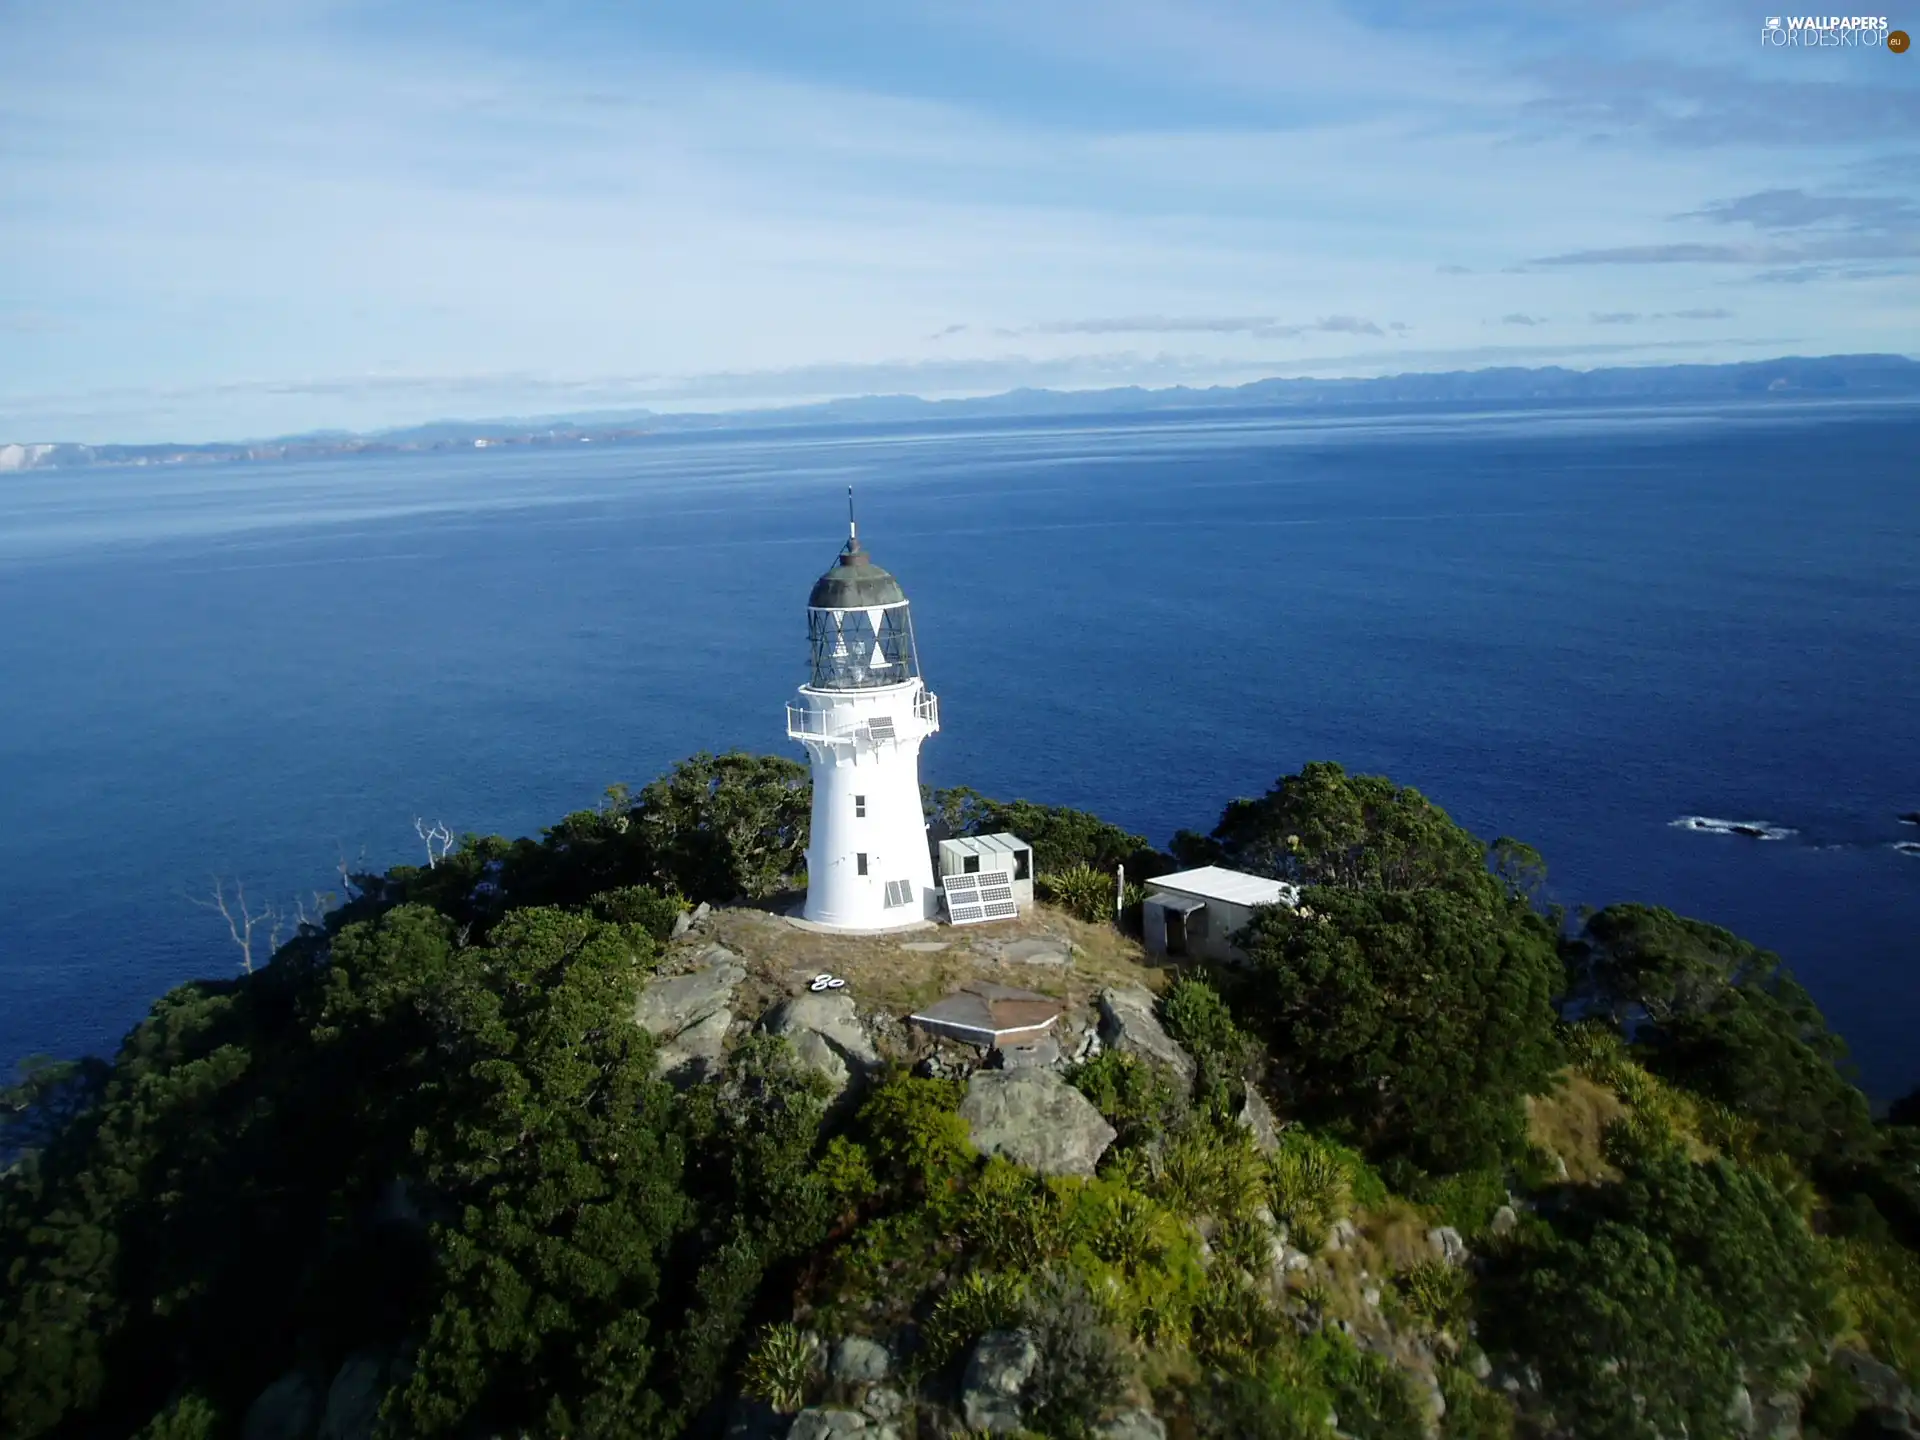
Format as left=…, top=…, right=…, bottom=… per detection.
left=1116, top=862, right=1125, bottom=916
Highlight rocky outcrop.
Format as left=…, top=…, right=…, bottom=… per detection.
left=1833, top=1349, right=1920, bottom=1436
left=961, top=1329, right=1039, bottom=1433
left=242, top=1372, right=323, bottom=1440
left=762, top=991, right=881, bottom=1099
left=959, top=1069, right=1117, bottom=1177
left=1096, top=987, right=1196, bottom=1091
left=1237, top=1085, right=1281, bottom=1153
left=1427, top=1226, right=1469, bottom=1266
left=787, top=1409, right=873, bottom=1439
left=992, top=1032, right=1063, bottom=1070
left=1097, top=1409, right=1168, bottom=1439
left=316, top=1351, right=389, bottom=1440
left=633, top=946, right=746, bottom=1083
left=830, top=1334, right=892, bottom=1384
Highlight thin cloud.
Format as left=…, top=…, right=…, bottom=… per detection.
left=1681, top=189, right=1919, bottom=233
left=1032, top=315, right=1390, bottom=339
left=1436, top=264, right=1472, bottom=275
left=1592, top=312, right=1640, bottom=324
left=1500, top=314, right=1547, bottom=326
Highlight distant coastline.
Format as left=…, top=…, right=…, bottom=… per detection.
left=5, top=351, right=1919, bottom=473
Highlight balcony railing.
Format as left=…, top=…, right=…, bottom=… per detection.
left=786, top=690, right=941, bottom=744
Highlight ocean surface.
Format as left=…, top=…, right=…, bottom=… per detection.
left=2, top=400, right=1917, bottom=1103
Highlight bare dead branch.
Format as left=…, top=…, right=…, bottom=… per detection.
left=413, top=817, right=455, bottom=869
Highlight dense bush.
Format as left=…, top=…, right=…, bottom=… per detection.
left=1241, top=885, right=1564, bottom=1171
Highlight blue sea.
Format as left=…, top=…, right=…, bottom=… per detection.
left=2, top=401, right=1917, bottom=1103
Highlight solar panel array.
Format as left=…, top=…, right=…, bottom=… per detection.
left=943, top=869, right=1018, bottom=925
left=884, top=879, right=914, bottom=908
left=866, top=715, right=897, bottom=741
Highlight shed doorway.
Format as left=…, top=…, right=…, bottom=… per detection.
left=1165, top=908, right=1189, bottom=957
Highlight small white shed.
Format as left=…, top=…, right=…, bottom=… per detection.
left=936, top=832, right=1035, bottom=909
left=1142, top=866, right=1300, bottom=964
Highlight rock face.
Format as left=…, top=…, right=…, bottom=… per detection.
left=993, top=1032, right=1063, bottom=1070
left=1427, top=1226, right=1469, bottom=1266
left=1237, top=1085, right=1281, bottom=1153
left=242, top=1372, right=323, bottom=1440
left=961, top=1329, right=1039, bottom=1433
left=762, top=991, right=881, bottom=1098
left=316, top=1352, right=388, bottom=1440
left=830, top=1334, right=892, bottom=1384
left=959, top=1069, right=1117, bottom=1177
left=1833, top=1349, right=1920, bottom=1434
left=787, top=1409, right=872, bottom=1439
left=1096, top=987, right=1196, bottom=1091
left=1098, top=1408, right=1168, bottom=1439
left=633, top=947, right=746, bottom=1083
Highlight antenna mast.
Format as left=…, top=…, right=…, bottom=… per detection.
left=848, top=485, right=858, bottom=545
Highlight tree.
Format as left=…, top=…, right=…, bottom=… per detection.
left=630, top=752, right=811, bottom=902
left=1196, top=761, right=1502, bottom=899
left=925, top=786, right=1171, bottom=878
left=1240, top=887, right=1564, bottom=1171
left=1565, top=905, right=1875, bottom=1171
left=1488, top=1133, right=1839, bottom=1440
left=396, top=907, right=691, bottom=1438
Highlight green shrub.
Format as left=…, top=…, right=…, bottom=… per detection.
left=857, top=1073, right=975, bottom=1196
left=959, top=1158, right=1065, bottom=1268
left=740, top=1322, right=818, bottom=1414
left=588, top=884, right=685, bottom=941
left=1190, top=1275, right=1290, bottom=1371
left=1396, top=1258, right=1471, bottom=1332
left=1306, top=1331, right=1426, bottom=1440
left=1161, top=977, right=1261, bottom=1120
left=1037, top=864, right=1116, bottom=924
left=1068, top=1051, right=1183, bottom=1148
left=1022, top=1269, right=1133, bottom=1439
left=1265, top=1134, right=1351, bottom=1249
left=1156, top=1124, right=1265, bottom=1223
left=1437, top=1366, right=1516, bottom=1440
left=924, top=1270, right=1029, bottom=1365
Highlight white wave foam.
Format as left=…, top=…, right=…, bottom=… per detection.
left=1669, top=815, right=1797, bottom=841
left=1894, top=842, right=1920, bottom=858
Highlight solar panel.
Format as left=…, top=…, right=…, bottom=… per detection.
left=944, top=870, right=1013, bottom=926
left=867, top=716, right=897, bottom=741
left=885, top=879, right=914, bottom=908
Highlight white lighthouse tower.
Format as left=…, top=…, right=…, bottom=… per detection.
left=787, top=501, right=941, bottom=929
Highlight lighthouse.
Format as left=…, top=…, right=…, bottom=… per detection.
left=787, top=503, right=941, bottom=929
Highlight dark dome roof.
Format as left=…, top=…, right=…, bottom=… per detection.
left=808, top=538, right=907, bottom=609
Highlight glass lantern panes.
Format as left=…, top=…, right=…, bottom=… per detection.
left=808, top=604, right=921, bottom=690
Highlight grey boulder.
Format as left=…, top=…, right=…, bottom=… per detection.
left=787, top=1409, right=870, bottom=1439
left=242, top=1372, right=323, bottom=1440
left=961, top=1329, right=1039, bottom=1433
left=763, top=991, right=881, bottom=1097
left=635, top=950, right=746, bottom=1082
left=960, top=1068, right=1116, bottom=1177
left=993, top=1032, right=1063, bottom=1070
left=830, top=1334, right=892, bottom=1384
left=317, top=1352, right=388, bottom=1440
left=1096, top=987, right=1196, bottom=1091
left=1098, top=1409, right=1168, bottom=1440
left=1237, top=1085, right=1281, bottom=1153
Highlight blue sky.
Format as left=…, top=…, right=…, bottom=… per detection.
left=2, top=0, right=1916, bottom=442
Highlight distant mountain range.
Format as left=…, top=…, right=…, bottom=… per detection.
left=6, top=353, right=1918, bottom=473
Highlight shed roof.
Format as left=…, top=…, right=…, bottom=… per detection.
left=1144, top=866, right=1300, bottom=909
left=939, top=832, right=1031, bottom=858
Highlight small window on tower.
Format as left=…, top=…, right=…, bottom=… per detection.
left=857, top=853, right=869, bottom=876
left=855, top=795, right=866, bottom=817
left=963, top=854, right=980, bottom=875
left=1013, top=849, right=1031, bottom=881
